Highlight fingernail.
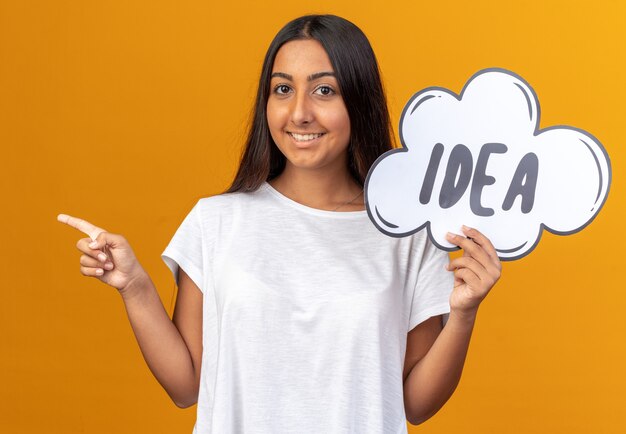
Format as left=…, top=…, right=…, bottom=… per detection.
left=98, top=253, right=107, bottom=262
left=462, top=225, right=470, bottom=230
left=95, top=269, right=104, bottom=276
left=89, top=241, right=98, bottom=248
left=104, top=262, right=113, bottom=270
left=446, top=232, right=457, bottom=239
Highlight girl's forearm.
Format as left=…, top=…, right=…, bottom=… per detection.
left=403, top=309, right=477, bottom=425
left=120, top=273, right=198, bottom=408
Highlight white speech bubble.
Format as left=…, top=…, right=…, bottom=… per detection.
left=365, top=68, right=611, bottom=261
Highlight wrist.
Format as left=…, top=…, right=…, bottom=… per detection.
left=448, top=307, right=478, bottom=327
left=119, top=271, right=152, bottom=301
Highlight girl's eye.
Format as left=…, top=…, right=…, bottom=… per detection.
left=274, top=84, right=291, bottom=95
left=315, top=86, right=335, bottom=96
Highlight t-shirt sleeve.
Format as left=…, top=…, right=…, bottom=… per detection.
left=161, top=201, right=205, bottom=293
left=408, top=237, right=454, bottom=332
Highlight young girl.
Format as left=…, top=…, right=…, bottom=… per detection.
left=58, top=14, right=501, bottom=434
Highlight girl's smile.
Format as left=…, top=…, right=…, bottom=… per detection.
left=287, top=131, right=326, bottom=148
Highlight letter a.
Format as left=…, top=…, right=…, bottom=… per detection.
left=502, top=152, right=539, bottom=213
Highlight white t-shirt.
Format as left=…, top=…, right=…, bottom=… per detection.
left=161, top=182, right=453, bottom=434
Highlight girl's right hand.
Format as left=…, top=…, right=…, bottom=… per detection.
left=57, top=214, right=147, bottom=294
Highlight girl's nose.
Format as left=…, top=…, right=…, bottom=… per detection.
left=290, top=93, right=314, bottom=126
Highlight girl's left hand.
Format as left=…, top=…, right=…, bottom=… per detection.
left=445, top=225, right=502, bottom=315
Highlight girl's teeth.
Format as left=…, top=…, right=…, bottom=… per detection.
left=290, top=133, right=323, bottom=142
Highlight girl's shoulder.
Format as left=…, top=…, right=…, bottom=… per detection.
left=195, top=185, right=268, bottom=217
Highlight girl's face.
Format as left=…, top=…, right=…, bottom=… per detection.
left=267, top=39, right=351, bottom=174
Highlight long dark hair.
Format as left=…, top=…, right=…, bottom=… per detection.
left=226, top=14, right=394, bottom=192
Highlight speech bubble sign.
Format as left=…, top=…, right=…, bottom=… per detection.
left=365, top=68, right=611, bottom=261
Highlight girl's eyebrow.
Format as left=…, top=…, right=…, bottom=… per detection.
left=270, top=71, right=336, bottom=81
left=308, top=71, right=335, bottom=81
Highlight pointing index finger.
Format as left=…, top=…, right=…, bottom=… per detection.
left=57, top=213, right=106, bottom=240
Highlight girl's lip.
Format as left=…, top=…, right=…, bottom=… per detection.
left=287, top=132, right=326, bottom=146
left=287, top=131, right=326, bottom=136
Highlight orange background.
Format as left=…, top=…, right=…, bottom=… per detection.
left=1, top=1, right=624, bottom=433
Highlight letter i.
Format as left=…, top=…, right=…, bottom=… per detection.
left=420, top=143, right=444, bottom=204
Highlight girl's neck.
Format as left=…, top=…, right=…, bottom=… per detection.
left=268, top=164, right=364, bottom=212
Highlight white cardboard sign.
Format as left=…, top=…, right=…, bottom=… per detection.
left=365, top=68, right=611, bottom=261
